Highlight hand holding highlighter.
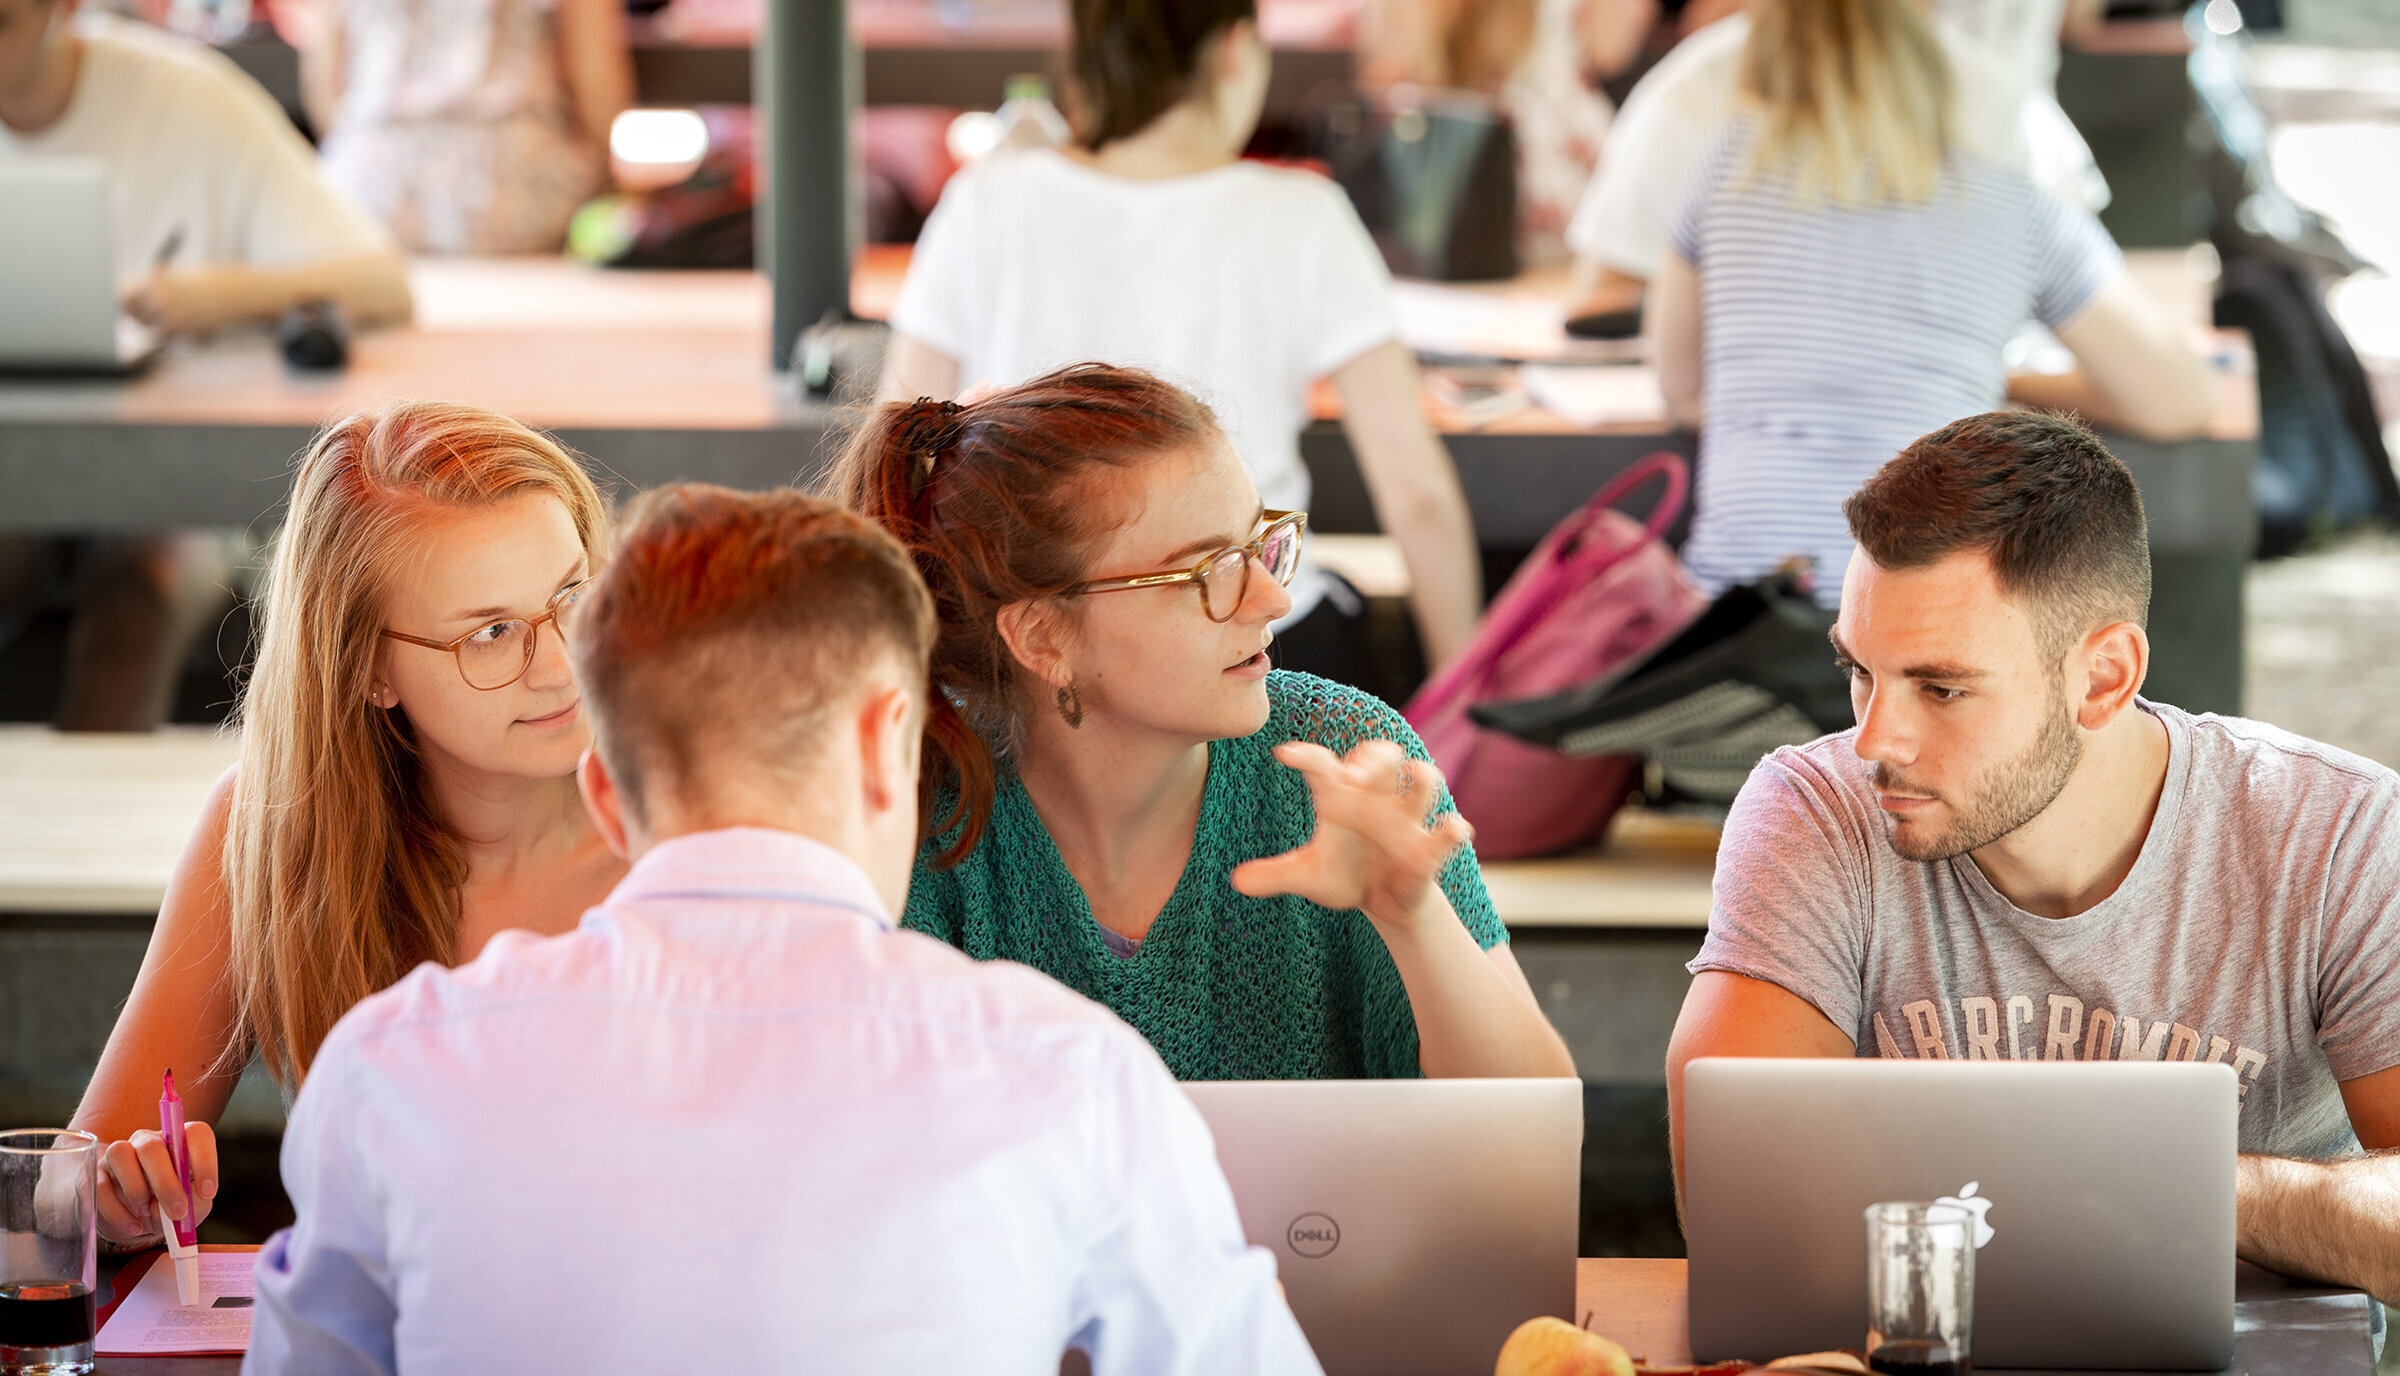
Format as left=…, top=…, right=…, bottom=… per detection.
left=154, top=1072, right=202, bottom=1307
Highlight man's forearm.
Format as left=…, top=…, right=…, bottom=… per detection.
left=2237, top=1151, right=2400, bottom=1305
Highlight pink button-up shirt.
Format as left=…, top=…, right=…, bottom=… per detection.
left=247, top=827, right=1319, bottom=1375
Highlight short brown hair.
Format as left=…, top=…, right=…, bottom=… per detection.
left=570, top=484, right=936, bottom=820
left=1844, top=411, right=2151, bottom=658
left=829, top=363, right=1221, bottom=866
left=1067, top=0, right=1256, bottom=150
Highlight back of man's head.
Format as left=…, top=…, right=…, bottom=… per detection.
left=1844, top=411, right=2151, bottom=661
left=570, top=484, right=936, bottom=831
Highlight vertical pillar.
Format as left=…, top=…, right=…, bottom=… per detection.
left=756, top=0, right=856, bottom=370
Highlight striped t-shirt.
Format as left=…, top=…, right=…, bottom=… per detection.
left=1669, top=119, right=2123, bottom=604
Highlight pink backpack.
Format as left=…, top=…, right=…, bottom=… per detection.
left=1404, top=453, right=1706, bottom=859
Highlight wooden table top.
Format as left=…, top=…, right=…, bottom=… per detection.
left=642, top=0, right=1358, bottom=50
left=0, top=246, right=2254, bottom=444
left=1578, top=1257, right=1697, bottom=1368
left=91, top=1256, right=2373, bottom=1375
left=1574, top=1258, right=2378, bottom=1376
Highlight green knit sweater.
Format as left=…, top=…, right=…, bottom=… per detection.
left=903, top=671, right=1508, bottom=1080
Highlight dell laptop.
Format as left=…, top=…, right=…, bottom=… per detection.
left=1684, top=1058, right=2237, bottom=1370
left=0, top=159, right=162, bottom=374
left=1182, top=1077, right=1582, bottom=1376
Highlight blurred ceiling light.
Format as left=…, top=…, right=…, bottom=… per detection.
left=613, top=108, right=710, bottom=165
left=2202, top=0, right=2242, bottom=35
left=611, top=108, right=709, bottom=192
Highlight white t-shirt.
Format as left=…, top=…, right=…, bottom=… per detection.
left=1563, top=12, right=2106, bottom=280
left=0, top=14, right=393, bottom=285
left=890, top=149, right=1403, bottom=623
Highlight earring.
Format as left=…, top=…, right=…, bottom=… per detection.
left=1055, top=682, right=1083, bottom=730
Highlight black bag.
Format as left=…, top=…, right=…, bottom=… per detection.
left=2216, top=256, right=2400, bottom=555
left=2189, top=20, right=2399, bottom=554
left=1312, top=89, right=1518, bottom=282
left=1469, top=572, right=1850, bottom=805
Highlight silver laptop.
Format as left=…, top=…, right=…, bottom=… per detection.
left=1684, top=1058, right=2236, bottom=1370
left=0, top=159, right=161, bottom=373
left=1181, top=1078, right=1581, bottom=1376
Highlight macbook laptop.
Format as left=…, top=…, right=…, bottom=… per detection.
left=1684, top=1058, right=2236, bottom=1370
left=1182, top=1078, right=1582, bottom=1376
left=0, top=159, right=162, bottom=374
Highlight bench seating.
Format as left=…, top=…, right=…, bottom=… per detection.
left=1479, top=810, right=1717, bottom=930
left=0, top=725, right=238, bottom=913
left=0, top=725, right=1718, bottom=928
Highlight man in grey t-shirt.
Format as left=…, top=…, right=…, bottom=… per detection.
left=1669, top=411, right=2400, bottom=1306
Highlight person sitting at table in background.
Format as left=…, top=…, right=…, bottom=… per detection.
left=0, top=0, right=411, bottom=331
left=1668, top=412, right=2400, bottom=1306
left=836, top=365, right=1575, bottom=1082
left=0, top=0, right=414, bottom=731
left=284, top=0, right=631, bottom=253
left=247, top=484, right=1324, bottom=1375
left=68, top=401, right=626, bottom=1246
left=1646, top=0, right=2213, bottom=609
left=1356, top=0, right=1650, bottom=266
left=1563, top=0, right=2110, bottom=323
left=877, top=0, right=1481, bottom=695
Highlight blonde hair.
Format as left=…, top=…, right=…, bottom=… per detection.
left=1740, top=0, right=1955, bottom=205
left=223, top=402, right=608, bottom=1084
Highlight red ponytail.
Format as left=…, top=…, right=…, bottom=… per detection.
left=829, top=364, right=1219, bottom=866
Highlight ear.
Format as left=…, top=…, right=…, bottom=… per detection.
left=855, top=677, right=920, bottom=821
left=994, top=599, right=1073, bottom=691
left=2070, top=620, right=2149, bottom=731
left=367, top=647, right=396, bottom=709
left=577, top=748, right=633, bottom=860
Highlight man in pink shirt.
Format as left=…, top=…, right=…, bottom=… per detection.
left=247, top=485, right=1320, bottom=1375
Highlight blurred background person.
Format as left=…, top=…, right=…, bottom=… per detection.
left=0, top=0, right=411, bottom=730
left=1647, top=0, right=2213, bottom=606
left=0, top=0, right=410, bottom=330
left=1360, top=0, right=1652, bottom=265
left=879, top=0, right=1482, bottom=693
left=287, top=0, right=631, bottom=253
left=1565, top=0, right=2112, bottom=321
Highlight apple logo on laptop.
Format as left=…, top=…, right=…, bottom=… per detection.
left=1288, top=1212, right=1341, bottom=1259
left=1934, top=1181, right=1997, bottom=1249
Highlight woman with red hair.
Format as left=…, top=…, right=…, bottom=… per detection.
left=836, top=365, right=1574, bottom=1081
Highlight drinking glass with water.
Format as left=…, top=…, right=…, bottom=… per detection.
left=0, top=1130, right=99, bottom=1376
left=1865, top=1200, right=1974, bottom=1376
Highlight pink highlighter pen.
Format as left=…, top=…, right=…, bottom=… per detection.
left=156, top=1070, right=201, bottom=1306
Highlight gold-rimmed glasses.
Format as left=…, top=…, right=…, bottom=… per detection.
left=379, top=579, right=590, bottom=691
left=1062, top=510, right=1307, bottom=623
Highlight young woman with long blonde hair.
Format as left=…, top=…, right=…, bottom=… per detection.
left=68, top=400, right=623, bottom=1244
left=1645, top=0, right=2213, bottom=608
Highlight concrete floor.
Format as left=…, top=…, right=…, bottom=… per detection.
left=2246, top=532, right=2400, bottom=765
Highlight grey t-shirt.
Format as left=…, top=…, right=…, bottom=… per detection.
left=1694, top=700, right=2400, bottom=1159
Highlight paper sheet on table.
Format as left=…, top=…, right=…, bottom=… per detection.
left=95, top=1247, right=258, bottom=1355
left=1518, top=364, right=1669, bottom=429
left=1390, top=281, right=1638, bottom=364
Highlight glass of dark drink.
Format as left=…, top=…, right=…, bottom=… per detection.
left=0, top=1129, right=99, bottom=1376
left=1864, top=1200, right=1973, bottom=1376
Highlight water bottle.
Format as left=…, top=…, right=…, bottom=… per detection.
left=994, top=74, right=1071, bottom=151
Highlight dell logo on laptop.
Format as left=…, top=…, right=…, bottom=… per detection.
left=1287, top=1212, right=1341, bottom=1259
